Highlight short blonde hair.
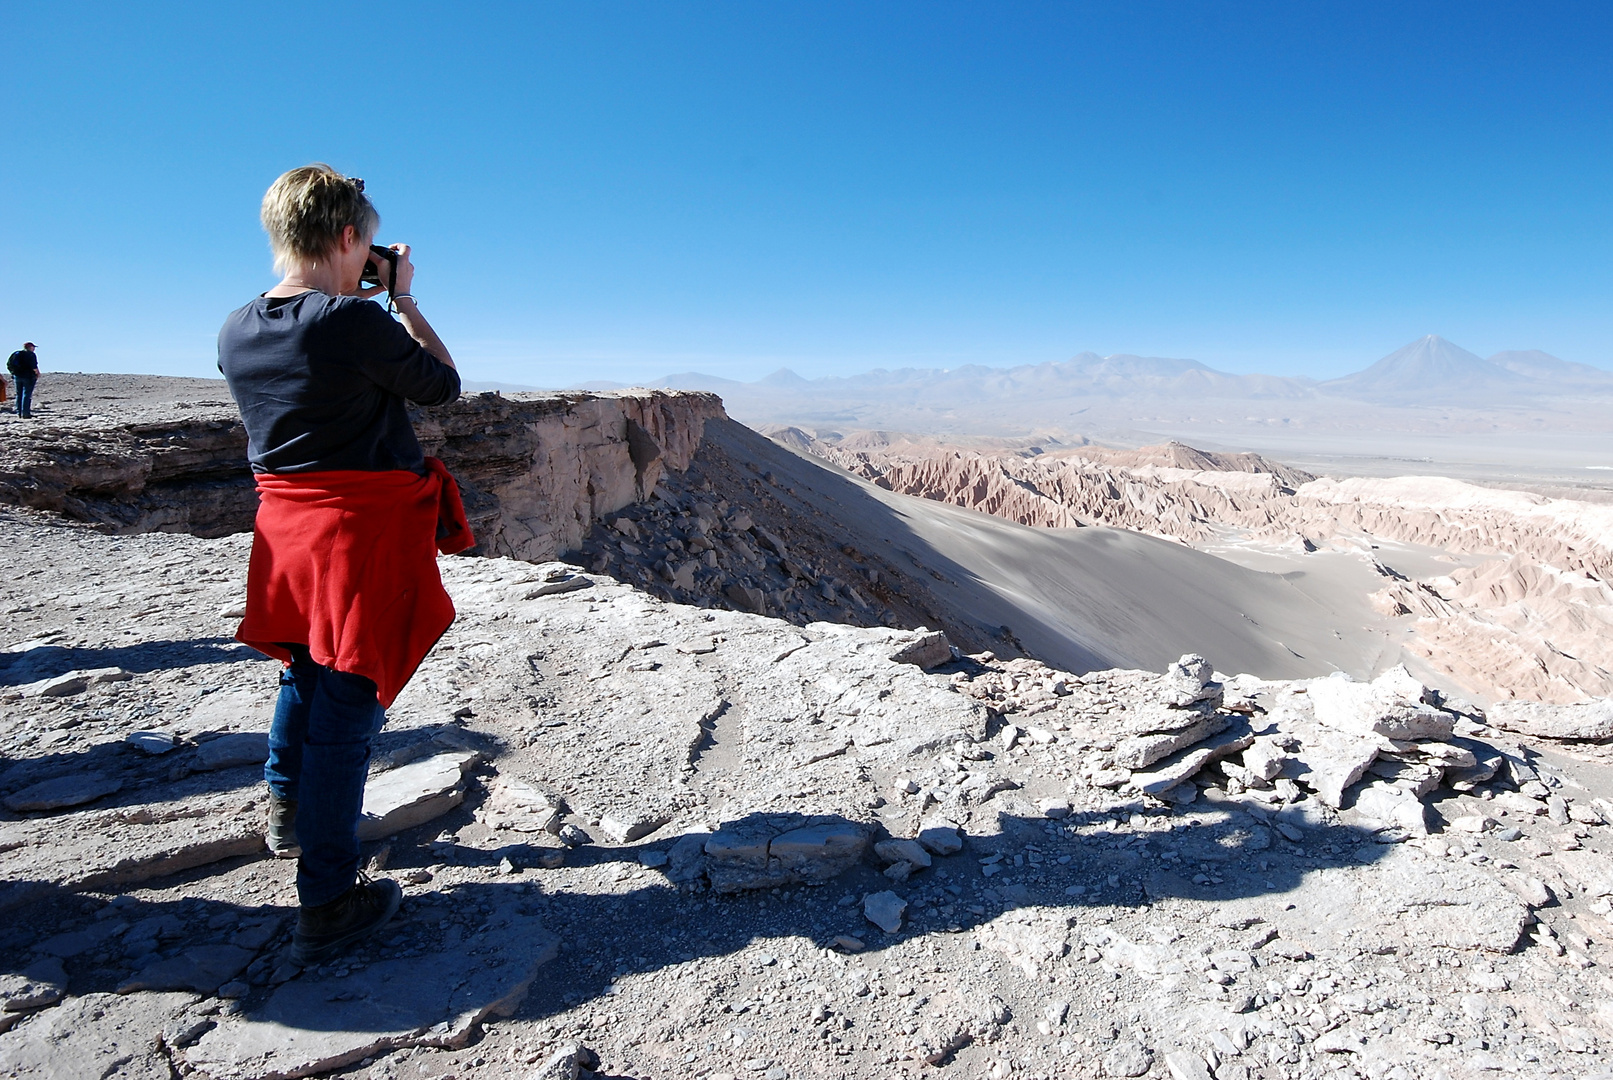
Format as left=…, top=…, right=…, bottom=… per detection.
left=261, top=164, right=380, bottom=273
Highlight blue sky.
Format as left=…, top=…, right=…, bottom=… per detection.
left=2, top=2, right=1610, bottom=385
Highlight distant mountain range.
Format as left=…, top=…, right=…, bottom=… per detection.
left=533, top=335, right=1613, bottom=406
left=458, top=335, right=1613, bottom=438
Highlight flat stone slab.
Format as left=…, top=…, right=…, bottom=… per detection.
left=476, top=778, right=564, bottom=834
left=25, top=666, right=131, bottom=697
left=357, top=750, right=480, bottom=841
left=119, top=943, right=257, bottom=995
left=186, top=906, right=558, bottom=1079
left=1130, top=718, right=1254, bottom=796
left=0, top=991, right=196, bottom=1080
left=0, top=791, right=265, bottom=910
left=703, top=819, right=869, bottom=892
left=1488, top=698, right=1613, bottom=741
left=3, top=772, right=122, bottom=813
left=192, top=732, right=270, bottom=771
left=0, top=959, right=66, bottom=1013
left=599, top=809, right=672, bottom=844
left=188, top=690, right=270, bottom=731
left=1245, top=846, right=1529, bottom=956
left=34, top=918, right=128, bottom=959
left=1114, top=707, right=1230, bottom=770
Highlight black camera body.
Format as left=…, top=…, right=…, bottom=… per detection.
left=360, top=244, right=398, bottom=293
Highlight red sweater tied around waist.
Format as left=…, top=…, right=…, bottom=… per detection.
left=236, top=457, right=474, bottom=707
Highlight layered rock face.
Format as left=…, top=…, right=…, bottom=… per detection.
left=414, top=390, right=722, bottom=562
left=0, top=377, right=723, bottom=563
left=786, top=431, right=1613, bottom=705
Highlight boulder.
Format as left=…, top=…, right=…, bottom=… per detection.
left=704, top=821, right=869, bottom=892
left=724, top=584, right=766, bottom=613
left=125, top=730, right=177, bottom=755
left=874, top=839, right=933, bottom=869
left=1349, top=780, right=1430, bottom=836
left=889, top=630, right=953, bottom=670
left=770, top=823, right=868, bottom=877
left=916, top=815, right=964, bottom=856
left=1159, top=654, right=1222, bottom=708
left=1306, top=667, right=1454, bottom=741
left=1283, top=723, right=1383, bottom=809
left=1240, top=736, right=1292, bottom=781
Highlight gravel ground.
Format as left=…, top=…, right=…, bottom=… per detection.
left=3, top=501, right=1613, bottom=1080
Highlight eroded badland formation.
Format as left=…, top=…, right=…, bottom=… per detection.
left=1, top=376, right=1613, bottom=1080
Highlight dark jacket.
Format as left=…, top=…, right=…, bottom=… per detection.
left=7, top=350, right=38, bottom=378
left=217, top=292, right=459, bottom=473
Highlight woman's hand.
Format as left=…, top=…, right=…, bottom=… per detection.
left=353, top=244, right=416, bottom=300
left=384, top=244, right=416, bottom=297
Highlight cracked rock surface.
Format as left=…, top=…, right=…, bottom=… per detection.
left=3, top=509, right=1613, bottom=1079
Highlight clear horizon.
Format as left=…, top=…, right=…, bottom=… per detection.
left=4, top=3, right=1611, bottom=386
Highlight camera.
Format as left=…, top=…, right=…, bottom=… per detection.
left=360, top=244, right=398, bottom=293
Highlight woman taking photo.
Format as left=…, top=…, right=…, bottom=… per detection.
left=218, top=164, right=471, bottom=967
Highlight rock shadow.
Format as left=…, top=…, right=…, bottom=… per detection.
left=356, top=805, right=1396, bottom=1028
left=0, top=636, right=260, bottom=687
left=0, top=803, right=1398, bottom=1073
left=0, top=703, right=492, bottom=821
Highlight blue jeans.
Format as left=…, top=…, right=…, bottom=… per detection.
left=265, top=647, right=386, bottom=907
left=14, top=375, right=34, bottom=418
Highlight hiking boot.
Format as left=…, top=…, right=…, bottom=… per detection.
left=288, top=873, right=401, bottom=967
left=266, top=794, right=300, bottom=858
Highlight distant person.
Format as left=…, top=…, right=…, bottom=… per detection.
left=7, top=343, right=38, bottom=418
left=218, top=164, right=471, bottom=967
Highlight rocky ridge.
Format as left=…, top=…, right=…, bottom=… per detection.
left=0, top=373, right=723, bottom=563
left=3, top=510, right=1613, bottom=1078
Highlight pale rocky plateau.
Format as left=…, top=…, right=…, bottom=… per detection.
left=1, top=378, right=1612, bottom=1080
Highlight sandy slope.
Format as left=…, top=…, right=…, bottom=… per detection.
left=708, top=420, right=1387, bottom=683
left=769, top=426, right=1613, bottom=705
